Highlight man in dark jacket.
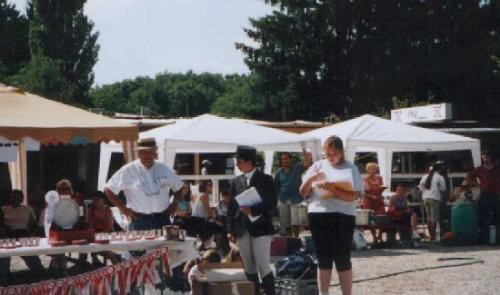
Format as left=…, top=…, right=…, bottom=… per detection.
left=228, top=146, right=277, bottom=295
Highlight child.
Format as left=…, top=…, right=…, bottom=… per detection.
left=188, top=250, right=222, bottom=293
left=87, top=191, right=117, bottom=265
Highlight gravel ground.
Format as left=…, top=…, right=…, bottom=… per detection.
left=4, top=242, right=500, bottom=294
left=344, top=243, right=500, bottom=295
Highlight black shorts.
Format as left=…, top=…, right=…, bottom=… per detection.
left=308, top=212, right=355, bottom=271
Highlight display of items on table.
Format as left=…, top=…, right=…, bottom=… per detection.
left=44, top=190, right=95, bottom=245
left=95, top=230, right=162, bottom=242
left=0, top=237, right=41, bottom=249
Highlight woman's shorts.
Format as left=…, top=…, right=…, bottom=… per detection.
left=308, top=212, right=355, bottom=271
left=423, top=199, right=440, bottom=223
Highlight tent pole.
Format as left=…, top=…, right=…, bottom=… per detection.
left=122, top=140, right=137, bottom=163
left=194, top=153, right=200, bottom=175
left=17, top=138, right=28, bottom=204
left=8, top=161, right=18, bottom=190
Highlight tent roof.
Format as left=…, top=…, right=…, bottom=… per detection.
left=305, top=114, right=479, bottom=146
left=0, top=84, right=138, bottom=144
left=142, top=114, right=320, bottom=152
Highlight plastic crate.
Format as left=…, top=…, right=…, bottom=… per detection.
left=275, top=278, right=318, bottom=295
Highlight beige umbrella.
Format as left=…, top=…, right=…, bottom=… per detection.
left=0, top=83, right=139, bottom=197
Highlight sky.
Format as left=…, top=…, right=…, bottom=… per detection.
left=8, top=0, right=273, bottom=85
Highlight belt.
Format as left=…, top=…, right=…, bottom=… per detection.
left=133, top=211, right=166, bottom=218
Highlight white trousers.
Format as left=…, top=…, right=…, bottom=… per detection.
left=236, top=230, right=272, bottom=277
left=278, top=201, right=292, bottom=233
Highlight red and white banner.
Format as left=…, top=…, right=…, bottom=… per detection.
left=0, top=246, right=171, bottom=295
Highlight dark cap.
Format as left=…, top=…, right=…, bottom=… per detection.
left=235, top=145, right=257, bottom=161
left=137, top=137, right=158, bottom=150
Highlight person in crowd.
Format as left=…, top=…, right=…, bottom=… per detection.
left=87, top=191, right=118, bottom=265
left=187, top=250, right=222, bottom=293
left=192, top=180, right=216, bottom=221
left=176, top=182, right=192, bottom=218
left=299, top=136, right=363, bottom=295
left=47, top=179, right=76, bottom=275
left=87, top=191, right=113, bottom=233
left=387, top=184, right=420, bottom=241
left=274, top=151, right=312, bottom=237
left=201, top=159, right=212, bottom=175
left=192, top=180, right=223, bottom=247
left=362, top=162, right=386, bottom=244
left=419, top=161, right=447, bottom=241
left=104, top=138, right=187, bottom=231
left=214, top=188, right=231, bottom=255
left=0, top=207, right=6, bottom=285
left=0, top=190, right=44, bottom=282
left=228, top=146, right=277, bottom=295
left=467, top=150, right=500, bottom=244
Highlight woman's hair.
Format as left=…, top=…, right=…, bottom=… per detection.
left=199, top=180, right=213, bottom=194
left=182, top=182, right=192, bottom=201
left=56, top=179, right=73, bottom=194
left=365, top=162, right=378, bottom=172
left=202, top=249, right=221, bottom=263
left=324, top=135, right=344, bottom=151
left=424, top=161, right=446, bottom=189
left=92, top=190, right=106, bottom=200
left=9, top=189, right=24, bottom=205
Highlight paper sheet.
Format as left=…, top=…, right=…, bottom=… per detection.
left=315, top=166, right=354, bottom=199
left=235, top=187, right=262, bottom=207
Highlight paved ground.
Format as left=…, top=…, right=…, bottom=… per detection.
left=3, top=241, right=500, bottom=294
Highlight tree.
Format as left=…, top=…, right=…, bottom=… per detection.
left=238, top=0, right=499, bottom=123
left=25, top=0, right=99, bottom=104
left=90, top=71, right=227, bottom=117
left=0, top=0, right=29, bottom=81
left=211, top=74, right=268, bottom=118
left=10, top=54, right=76, bottom=103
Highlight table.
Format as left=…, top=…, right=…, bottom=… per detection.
left=0, top=237, right=199, bottom=268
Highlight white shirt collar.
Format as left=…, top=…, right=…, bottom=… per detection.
left=244, top=168, right=257, bottom=182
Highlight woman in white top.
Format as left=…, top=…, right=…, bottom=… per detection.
left=419, top=161, right=447, bottom=241
left=192, top=180, right=215, bottom=221
left=190, top=180, right=222, bottom=245
left=300, top=136, right=363, bottom=295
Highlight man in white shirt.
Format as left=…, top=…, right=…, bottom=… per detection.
left=104, top=138, right=186, bottom=230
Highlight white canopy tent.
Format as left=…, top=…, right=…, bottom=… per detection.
left=304, top=114, right=481, bottom=187
left=98, top=114, right=321, bottom=190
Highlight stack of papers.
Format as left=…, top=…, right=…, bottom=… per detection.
left=235, top=187, right=262, bottom=222
left=314, top=166, right=354, bottom=199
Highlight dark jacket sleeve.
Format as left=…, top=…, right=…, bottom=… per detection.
left=227, top=178, right=240, bottom=233
left=250, top=172, right=278, bottom=217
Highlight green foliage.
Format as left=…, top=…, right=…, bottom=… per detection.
left=0, top=0, right=29, bottom=81
left=21, top=0, right=99, bottom=104
left=238, top=0, right=500, bottom=123
left=90, top=72, right=229, bottom=117
left=10, top=54, right=76, bottom=103
left=211, top=74, right=268, bottom=119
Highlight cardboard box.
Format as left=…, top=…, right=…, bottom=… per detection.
left=204, top=262, right=246, bottom=283
left=192, top=280, right=255, bottom=295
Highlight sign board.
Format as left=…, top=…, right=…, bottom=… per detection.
left=391, top=103, right=452, bottom=123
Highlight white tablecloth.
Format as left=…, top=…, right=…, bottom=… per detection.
left=0, top=237, right=199, bottom=267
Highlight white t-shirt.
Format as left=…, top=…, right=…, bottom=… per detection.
left=105, top=160, right=184, bottom=214
left=419, top=172, right=446, bottom=201
left=192, top=194, right=209, bottom=220
left=303, top=159, right=363, bottom=215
